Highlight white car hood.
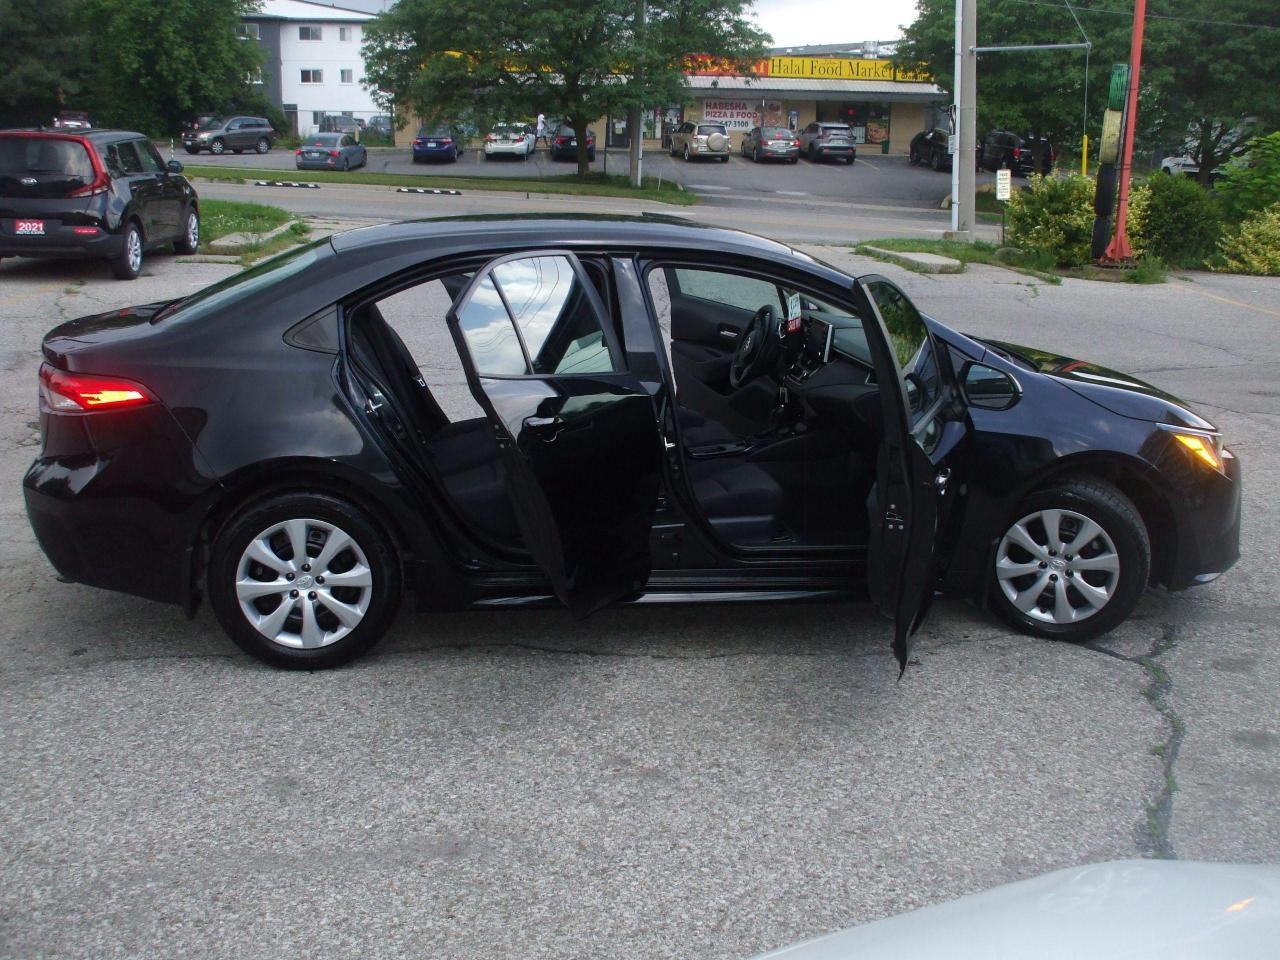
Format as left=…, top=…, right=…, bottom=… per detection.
left=751, top=860, right=1280, bottom=960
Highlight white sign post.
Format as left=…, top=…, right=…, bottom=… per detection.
left=995, top=168, right=1012, bottom=201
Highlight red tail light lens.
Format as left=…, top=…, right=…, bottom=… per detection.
left=485, top=133, right=497, bottom=142
left=72, top=226, right=100, bottom=236
left=440, top=137, right=453, bottom=144
left=413, top=138, right=425, bottom=145
left=329, top=150, right=340, bottom=157
left=295, top=148, right=303, bottom=155
left=554, top=137, right=568, bottom=145
left=39, top=364, right=156, bottom=412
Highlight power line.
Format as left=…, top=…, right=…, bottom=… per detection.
left=1005, top=0, right=1280, bottom=32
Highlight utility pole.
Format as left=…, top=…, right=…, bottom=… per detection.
left=1103, top=0, right=1147, bottom=262
left=947, top=0, right=977, bottom=241
left=628, top=0, right=647, bottom=188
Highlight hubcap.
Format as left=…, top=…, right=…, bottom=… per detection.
left=186, top=213, right=199, bottom=248
left=126, top=230, right=142, bottom=272
left=996, top=508, right=1120, bottom=624
left=235, top=518, right=373, bottom=649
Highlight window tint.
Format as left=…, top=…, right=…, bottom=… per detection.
left=135, top=141, right=164, bottom=173
left=491, top=256, right=618, bottom=375
left=673, top=267, right=781, bottom=315
left=697, top=124, right=726, bottom=136
left=115, top=141, right=145, bottom=174
left=865, top=280, right=940, bottom=422
left=456, top=276, right=525, bottom=376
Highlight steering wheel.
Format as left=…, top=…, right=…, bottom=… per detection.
left=729, top=305, right=779, bottom=389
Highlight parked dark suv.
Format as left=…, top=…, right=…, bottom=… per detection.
left=0, top=129, right=199, bottom=280
left=910, top=128, right=952, bottom=171
left=979, top=131, right=1055, bottom=175
left=181, top=115, right=275, bottom=156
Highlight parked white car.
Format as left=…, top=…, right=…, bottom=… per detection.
left=1160, top=154, right=1199, bottom=177
left=483, top=124, right=535, bottom=160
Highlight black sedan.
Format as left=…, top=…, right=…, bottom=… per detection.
left=549, top=124, right=596, bottom=161
left=910, top=128, right=952, bottom=171
left=23, top=216, right=1241, bottom=671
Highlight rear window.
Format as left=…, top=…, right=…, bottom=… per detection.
left=0, top=136, right=95, bottom=198
left=697, top=124, right=727, bottom=136
left=821, top=124, right=851, bottom=134
left=154, top=240, right=324, bottom=326
left=307, top=135, right=340, bottom=147
left=763, top=128, right=793, bottom=139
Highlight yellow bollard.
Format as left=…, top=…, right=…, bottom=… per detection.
left=1081, top=133, right=1089, bottom=176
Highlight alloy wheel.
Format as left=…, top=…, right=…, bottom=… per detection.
left=235, top=518, right=374, bottom=649
left=995, top=508, right=1120, bottom=624
left=185, top=212, right=199, bottom=249
left=126, top=229, right=142, bottom=274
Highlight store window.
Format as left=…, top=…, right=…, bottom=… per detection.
left=816, top=102, right=891, bottom=146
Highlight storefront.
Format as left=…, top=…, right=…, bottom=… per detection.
left=672, top=55, right=945, bottom=155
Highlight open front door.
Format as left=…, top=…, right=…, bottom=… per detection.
left=856, top=276, right=965, bottom=674
left=447, top=251, right=663, bottom=617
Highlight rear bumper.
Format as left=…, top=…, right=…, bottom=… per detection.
left=0, top=229, right=123, bottom=260
left=412, top=145, right=457, bottom=159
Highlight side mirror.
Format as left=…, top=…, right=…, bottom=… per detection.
left=166, top=159, right=184, bottom=174
left=962, top=362, right=1020, bottom=410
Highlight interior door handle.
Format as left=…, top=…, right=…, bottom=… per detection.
left=718, top=326, right=739, bottom=340
left=524, top=415, right=564, bottom=430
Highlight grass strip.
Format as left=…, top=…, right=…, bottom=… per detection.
left=185, top=165, right=697, bottom=206
left=199, top=198, right=294, bottom=242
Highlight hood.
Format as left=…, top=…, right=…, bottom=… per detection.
left=751, top=860, right=1280, bottom=960
left=982, top=339, right=1216, bottom=432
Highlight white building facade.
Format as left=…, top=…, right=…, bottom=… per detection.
left=243, top=0, right=381, bottom=135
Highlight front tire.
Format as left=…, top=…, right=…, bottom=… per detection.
left=110, top=222, right=143, bottom=280
left=256, top=137, right=270, bottom=154
left=207, top=493, right=402, bottom=669
left=174, top=206, right=199, bottom=255
left=989, top=478, right=1150, bottom=643
left=684, top=144, right=692, bottom=161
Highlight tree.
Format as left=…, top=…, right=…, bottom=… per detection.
left=897, top=0, right=1280, bottom=182
left=82, top=0, right=265, bottom=134
left=0, top=0, right=90, bottom=127
left=362, top=0, right=768, bottom=175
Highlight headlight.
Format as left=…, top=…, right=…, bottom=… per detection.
left=197, top=133, right=210, bottom=140
left=1162, top=425, right=1224, bottom=472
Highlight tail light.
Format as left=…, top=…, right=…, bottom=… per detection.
left=440, top=137, right=453, bottom=144
left=329, top=150, right=340, bottom=157
left=792, top=139, right=800, bottom=147
left=413, top=138, right=425, bottom=146
left=39, top=364, right=155, bottom=412
left=72, top=226, right=100, bottom=236
left=295, top=148, right=303, bottom=155
left=555, top=136, right=568, bottom=145
left=1015, top=147, right=1025, bottom=159
left=485, top=134, right=497, bottom=142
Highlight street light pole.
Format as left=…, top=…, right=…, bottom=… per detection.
left=948, top=0, right=977, bottom=241
left=628, top=0, right=647, bottom=188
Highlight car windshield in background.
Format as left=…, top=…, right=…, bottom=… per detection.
left=154, top=241, right=323, bottom=325
left=698, top=124, right=727, bottom=136
left=307, top=135, right=341, bottom=147
left=0, top=136, right=95, bottom=197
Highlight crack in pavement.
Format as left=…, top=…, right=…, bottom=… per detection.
left=1085, top=623, right=1183, bottom=859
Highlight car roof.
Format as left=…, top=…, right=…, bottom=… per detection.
left=328, top=214, right=834, bottom=274
left=0, top=128, right=147, bottom=142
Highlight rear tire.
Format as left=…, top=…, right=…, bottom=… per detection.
left=989, top=478, right=1149, bottom=643
left=209, top=138, right=225, bottom=156
left=684, top=144, right=692, bottom=161
left=207, top=492, right=402, bottom=670
left=184, top=146, right=199, bottom=155
left=110, top=222, right=143, bottom=280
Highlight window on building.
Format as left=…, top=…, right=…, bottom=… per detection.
left=246, top=69, right=263, bottom=85
left=312, top=111, right=325, bottom=126
left=236, top=22, right=260, bottom=40
left=299, top=25, right=322, bottom=40
left=339, top=26, right=353, bottom=41
left=340, top=69, right=353, bottom=84
left=301, top=69, right=323, bottom=84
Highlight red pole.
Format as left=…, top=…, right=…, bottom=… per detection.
left=1104, top=0, right=1146, bottom=262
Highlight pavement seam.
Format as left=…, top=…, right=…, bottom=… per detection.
left=1085, top=623, right=1184, bottom=859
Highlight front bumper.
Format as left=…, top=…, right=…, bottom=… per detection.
left=1164, top=446, right=1242, bottom=590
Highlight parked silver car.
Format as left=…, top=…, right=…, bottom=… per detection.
left=798, top=121, right=857, bottom=164
left=669, top=121, right=730, bottom=162
left=294, top=133, right=367, bottom=171
left=741, top=126, right=800, bottom=163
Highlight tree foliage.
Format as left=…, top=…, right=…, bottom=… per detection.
left=0, top=0, right=90, bottom=127
left=362, top=0, right=768, bottom=174
left=897, top=0, right=1280, bottom=180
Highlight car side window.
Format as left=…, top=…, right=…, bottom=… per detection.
left=137, top=142, right=165, bottom=173
left=115, top=141, right=145, bottom=175
left=671, top=267, right=782, bottom=316
left=456, top=255, right=622, bottom=377
left=865, top=280, right=941, bottom=424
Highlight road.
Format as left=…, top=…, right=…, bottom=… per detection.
left=173, top=142, right=993, bottom=209
left=2, top=222, right=1277, bottom=959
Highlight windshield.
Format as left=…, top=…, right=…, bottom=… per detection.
left=154, top=240, right=324, bottom=325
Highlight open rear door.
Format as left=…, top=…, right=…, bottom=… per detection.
left=855, top=276, right=965, bottom=674
left=447, top=251, right=663, bottom=617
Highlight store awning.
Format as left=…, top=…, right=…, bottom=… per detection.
left=685, top=75, right=946, bottom=103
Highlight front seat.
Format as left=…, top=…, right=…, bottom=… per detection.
left=686, top=457, right=788, bottom=545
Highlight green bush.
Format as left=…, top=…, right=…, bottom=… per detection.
left=1128, top=174, right=1221, bottom=267
left=1006, top=174, right=1095, bottom=267
left=1215, top=132, right=1280, bottom=221
left=1217, top=202, right=1280, bottom=276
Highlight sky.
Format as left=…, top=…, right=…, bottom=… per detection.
left=750, top=0, right=920, bottom=47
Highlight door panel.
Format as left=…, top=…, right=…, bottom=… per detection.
left=856, top=275, right=967, bottom=673
left=449, top=251, right=663, bottom=617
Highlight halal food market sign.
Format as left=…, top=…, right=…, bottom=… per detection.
left=703, top=99, right=781, bottom=130
left=688, top=55, right=930, bottom=83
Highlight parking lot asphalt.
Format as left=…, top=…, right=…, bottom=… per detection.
left=2, top=243, right=1277, bottom=959
left=171, top=142, right=983, bottom=208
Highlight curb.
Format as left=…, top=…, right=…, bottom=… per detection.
left=396, top=187, right=463, bottom=196
left=860, top=245, right=965, bottom=275
left=253, top=180, right=320, bottom=189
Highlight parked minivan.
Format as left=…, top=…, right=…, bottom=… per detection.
left=0, top=128, right=199, bottom=279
